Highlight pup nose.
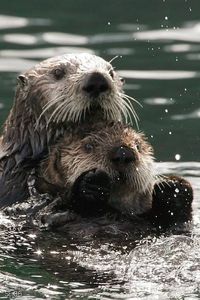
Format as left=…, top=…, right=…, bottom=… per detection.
left=83, top=72, right=110, bottom=98
left=110, top=146, right=135, bottom=165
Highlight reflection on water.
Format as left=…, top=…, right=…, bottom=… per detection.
left=0, top=47, right=94, bottom=59
left=172, top=108, right=200, bottom=120
left=42, top=32, right=88, bottom=45
left=0, top=0, right=200, bottom=299
left=0, top=15, right=50, bottom=30
left=144, top=97, right=175, bottom=105
left=0, top=58, right=37, bottom=72
left=119, top=69, right=200, bottom=80
left=0, top=15, right=29, bottom=29
left=133, top=22, right=200, bottom=43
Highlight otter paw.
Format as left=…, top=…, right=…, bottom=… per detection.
left=70, top=169, right=112, bottom=216
left=40, top=210, right=78, bottom=229
left=151, top=175, right=193, bottom=228
left=73, top=169, right=111, bottom=202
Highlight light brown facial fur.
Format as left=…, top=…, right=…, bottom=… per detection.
left=39, top=122, right=155, bottom=216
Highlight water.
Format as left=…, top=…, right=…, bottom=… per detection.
left=0, top=0, right=200, bottom=299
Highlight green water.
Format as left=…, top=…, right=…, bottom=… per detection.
left=0, top=1, right=200, bottom=299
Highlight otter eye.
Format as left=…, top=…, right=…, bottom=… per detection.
left=109, top=69, right=114, bottom=79
left=53, top=68, right=65, bottom=80
left=135, top=143, right=141, bottom=152
left=84, top=143, right=94, bottom=153
left=120, top=77, right=125, bottom=84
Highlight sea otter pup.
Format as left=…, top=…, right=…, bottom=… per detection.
left=0, top=53, right=137, bottom=207
left=37, top=122, right=154, bottom=217
left=33, top=122, right=193, bottom=229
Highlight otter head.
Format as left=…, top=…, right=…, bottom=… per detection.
left=16, top=53, right=136, bottom=126
left=41, top=122, right=155, bottom=216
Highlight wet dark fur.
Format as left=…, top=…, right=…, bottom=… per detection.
left=0, top=85, right=68, bottom=206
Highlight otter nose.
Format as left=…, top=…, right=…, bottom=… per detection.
left=83, top=72, right=110, bottom=98
left=110, top=146, right=136, bottom=165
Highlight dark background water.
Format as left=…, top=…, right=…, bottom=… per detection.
left=0, top=1, right=200, bottom=299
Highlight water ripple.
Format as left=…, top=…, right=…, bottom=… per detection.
left=118, top=70, right=199, bottom=80
left=133, top=22, right=200, bottom=43
left=124, top=235, right=200, bottom=299
left=187, top=53, right=200, bottom=60
left=164, top=43, right=200, bottom=53
left=42, top=32, right=88, bottom=45
left=118, top=23, right=147, bottom=32
left=0, top=15, right=50, bottom=30
left=144, top=98, right=175, bottom=105
left=172, top=109, right=200, bottom=120
left=106, top=47, right=134, bottom=56
left=0, top=47, right=94, bottom=59
left=0, top=15, right=28, bottom=29
left=156, top=161, right=200, bottom=177
left=0, top=58, right=37, bottom=72
left=89, top=33, right=132, bottom=44
left=3, top=34, right=38, bottom=45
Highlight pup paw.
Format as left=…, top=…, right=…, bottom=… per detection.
left=70, top=169, right=112, bottom=216
left=151, top=175, right=193, bottom=228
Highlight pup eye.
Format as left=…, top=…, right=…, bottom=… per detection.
left=52, top=68, right=65, bottom=80
left=84, top=143, right=94, bottom=153
left=109, top=69, right=114, bottom=79
left=135, top=143, right=141, bottom=152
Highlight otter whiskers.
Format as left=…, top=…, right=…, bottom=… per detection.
left=120, top=93, right=142, bottom=128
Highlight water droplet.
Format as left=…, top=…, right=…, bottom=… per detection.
left=35, top=249, right=42, bottom=255
left=65, top=256, right=71, bottom=260
left=175, top=188, right=179, bottom=193
left=175, top=154, right=181, bottom=161
left=165, top=109, right=168, bottom=113
left=165, top=16, right=168, bottom=20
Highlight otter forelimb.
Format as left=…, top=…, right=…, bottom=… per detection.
left=148, top=175, right=193, bottom=228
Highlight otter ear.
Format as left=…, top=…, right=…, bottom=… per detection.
left=17, top=75, right=29, bottom=88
